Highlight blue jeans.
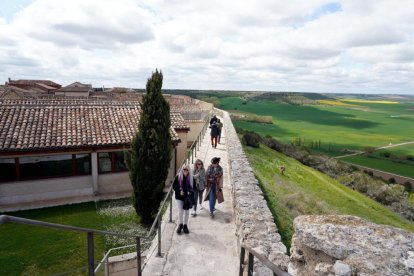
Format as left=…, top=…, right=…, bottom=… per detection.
left=209, top=185, right=216, bottom=213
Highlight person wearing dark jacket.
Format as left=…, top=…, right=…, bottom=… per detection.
left=172, top=164, right=193, bottom=234
left=210, top=115, right=218, bottom=125
left=210, top=122, right=220, bottom=148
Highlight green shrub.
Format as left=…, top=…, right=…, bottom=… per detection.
left=242, top=131, right=262, bottom=147
left=403, top=182, right=413, bottom=193
left=382, top=151, right=391, bottom=158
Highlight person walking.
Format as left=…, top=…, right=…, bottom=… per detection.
left=191, top=159, right=206, bottom=216
left=210, top=122, right=219, bottom=148
left=217, top=119, right=223, bottom=144
left=172, top=164, right=193, bottom=234
left=210, top=114, right=218, bottom=125
left=204, top=157, right=223, bottom=218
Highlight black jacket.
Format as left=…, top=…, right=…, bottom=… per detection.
left=172, top=175, right=192, bottom=201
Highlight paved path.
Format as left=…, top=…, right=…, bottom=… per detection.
left=143, top=120, right=239, bottom=276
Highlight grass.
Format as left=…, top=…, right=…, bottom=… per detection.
left=220, top=97, right=414, bottom=155
left=374, top=144, right=414, bottom=159
left=340, top=155, right=414, bottom=179
left=0, top=199, right=148, bottom=276
left=243, top=143, right=414, bottom=249
left=230, top=110, right=273, bottom=124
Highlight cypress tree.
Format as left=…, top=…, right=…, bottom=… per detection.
left=126, top=70, right=172, bottom=222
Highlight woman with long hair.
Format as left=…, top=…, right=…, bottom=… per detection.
left=172, top=164, right=193, bottom=234
left=191, top=159, right=206, bottom=216
left=204, top=157, right=223, bottom=218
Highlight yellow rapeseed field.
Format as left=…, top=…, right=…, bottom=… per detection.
left=341, top=99, right=399, bottom=104
left=317, top=100, right=357, bottom=107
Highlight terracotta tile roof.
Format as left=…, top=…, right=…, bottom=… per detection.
left=36, top=83, right=58, bottom=90
left=8, top=79, right=61, bottom=88
left=170, top=112, right=190, bottom=130
left=0, top=100, right=184, bottom=152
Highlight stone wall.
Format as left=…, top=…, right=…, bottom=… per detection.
left=218, top=108, right=290, bottom=274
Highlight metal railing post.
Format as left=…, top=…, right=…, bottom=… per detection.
left=87, top=232, right=94, bottom=276
left=136, top=237, right=142, bottom=276
left=239, top=246, right=246, bottom=276
left=157, top=215, right=162, bottom=256
left=169, top=193, right=173, bottom=223
left=105, top=255, right=109, bottom=276
left=248, top=252, right=254, bottom=276
left=196, top=136, right=199, bottom=151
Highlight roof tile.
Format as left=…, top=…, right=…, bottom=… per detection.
left=0, top=99, right=183, bottom=152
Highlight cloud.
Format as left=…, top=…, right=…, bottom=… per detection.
left=0, top=0, right=413, bottom=94
left=12, top=0, right=154, bottom=49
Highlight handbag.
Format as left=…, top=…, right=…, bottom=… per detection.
left=217, top=189, right=224, bottom=204
left=183, top=190, right=195, bottom=210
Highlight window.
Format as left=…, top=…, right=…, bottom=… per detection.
left=98, top=153, right=113, bottom=173
left=114, top=152, right=127, bottom=171
left=0, top=153, right=91, bottom=182
left=0, top=158, right=16, bottom=182
left=75, top=154, right=91, bottom=175
left=98, top=151, right=128, bottom=173
left=20, top=155, right=73, bottom=179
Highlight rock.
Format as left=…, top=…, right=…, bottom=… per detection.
left=314, top=262, right=333, bottom=275
left=289, top=215, right=414, bottom=276
left=333, top=261, right=351, bottom=276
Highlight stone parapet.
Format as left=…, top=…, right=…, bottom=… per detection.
left=217, top=108, right=290, bottom=274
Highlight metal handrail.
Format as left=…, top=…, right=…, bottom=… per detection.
left=0, top=214, right=143, bottom=276
left=239, top=245, right=291, bottom=276
left=0, top=215, right=140, bottom=237
left=146, top=112, right=211, bottom=248
left=94, top=241, right=152, bottom=274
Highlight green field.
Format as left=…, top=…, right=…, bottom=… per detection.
left=244, top=143, right=414, bottom=248
left=0, top=199, right=146, bottom=276
left=220, top=97, right=414, bottom=157
left=340, top=154, right=414, bottom=179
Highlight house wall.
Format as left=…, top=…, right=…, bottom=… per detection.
left=98, top=172, right=131, bottom=194
left=0, top=148, right=179, bottom=212
left=186, top=121, right=205, bottom=144
left=0, top=175, right=93, bottom=206
left=176, top=131, right=188, bottom=168
left=55, top=91, right=89, bottom=97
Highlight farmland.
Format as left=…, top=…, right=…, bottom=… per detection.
left=213, top=93, right=414, bottom=180
left=218, top=94, right=414, bottom=176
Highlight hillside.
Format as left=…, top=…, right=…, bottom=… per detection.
left=243, top=143, right=414, bottom=248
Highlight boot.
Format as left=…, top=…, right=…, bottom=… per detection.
left=176, top=224, right=183, bottom=234
left=183, top=224, right=189, bottom=234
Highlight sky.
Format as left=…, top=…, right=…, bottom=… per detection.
left=0, top=0, right=413, bottom=94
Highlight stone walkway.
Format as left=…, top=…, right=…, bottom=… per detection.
left=143, top=120, right=239, bottom=275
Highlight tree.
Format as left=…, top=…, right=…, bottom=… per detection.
left=126, top=70, right=172, bottom=222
